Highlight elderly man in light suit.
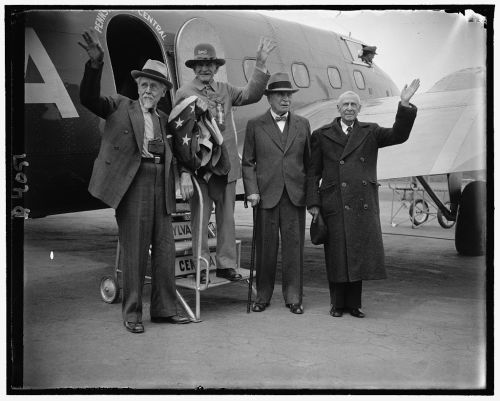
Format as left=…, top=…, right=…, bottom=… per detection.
left=79, top=29, right=190, bottom=333
left=175, top=39, right=275, bottom=284
left=242, top=72, right=311, bottom=314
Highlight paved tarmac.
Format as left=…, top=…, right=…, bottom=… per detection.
left=20, top=187, right=488, bottom=391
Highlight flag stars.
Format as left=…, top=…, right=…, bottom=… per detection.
left=190, top=104, right=196, bottom=113
left=182, top=134, right=191, bottom=146
left=175, top=117, right=184, bottom=128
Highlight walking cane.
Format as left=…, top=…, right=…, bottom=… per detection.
left=246, top=200, right=257, bottom=313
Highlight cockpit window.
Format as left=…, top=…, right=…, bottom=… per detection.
left=340, top=37, right=373, bottom=67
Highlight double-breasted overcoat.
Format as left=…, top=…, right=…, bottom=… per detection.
left=306, top=103, right=417, bottom=282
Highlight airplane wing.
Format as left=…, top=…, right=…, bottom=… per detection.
left=296, top=86, right=486, bottom=180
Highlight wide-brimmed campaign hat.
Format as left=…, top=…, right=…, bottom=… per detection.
left=131, top=59, right=172, bottom=89
left=264, top=72, right=299, bottom=95
left=185, top=43, right=226, bottom=69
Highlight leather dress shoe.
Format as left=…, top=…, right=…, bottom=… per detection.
left=252, top=302, right=269, bottom=312
left=124, top=321, right=144, bottom=333
left=349, top=308, right=365, bottom=318
left=329, top=307, right=343, bottom=317
left=286, top=303, right=304, bottom=314
left=151, top=315, right=191, bottom=324
left=216, top=268, right=242, bottom=281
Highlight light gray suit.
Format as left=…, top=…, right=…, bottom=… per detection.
left=242, top=110, right=311, bottom=305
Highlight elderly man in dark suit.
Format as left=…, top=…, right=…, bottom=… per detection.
left=79, top=29, right=190, bottom=333
left=242, top=72, right=311, bottom=314
left=307, top=80, right=420, bottom=319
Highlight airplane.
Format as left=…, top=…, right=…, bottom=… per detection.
left=11, top=8, right=487, bottom=257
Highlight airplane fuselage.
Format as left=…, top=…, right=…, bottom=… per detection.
left=20, top=9, right=398, bottom=217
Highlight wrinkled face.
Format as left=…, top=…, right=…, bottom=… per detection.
left=193, top=61, right=218, bottom=84
left=137, top=77, right=166, bottom=109
left=268, top=91, right=293, bottom=115
left=337, top=94, right=361, bottom=124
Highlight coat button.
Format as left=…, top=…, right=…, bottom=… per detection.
left=360, top=157, right=365, bottom=162
left=341, top=182, right=347, bottom=188
left=363, top=204, right=369, bottom=210
left=344, top=205, right=350, bottom=210
left=124, top=130, right=129, bottom=134
left=362, top=180, right=367, bottom=186
left=339, top=160, right=345, bottom=165
left=105, top=160, right=111, bottom=165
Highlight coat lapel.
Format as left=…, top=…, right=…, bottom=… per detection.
left=129, top=101, right=144, bottom=151
left=260, top=111, right=284, bottom=151
left=341, top=121, right=370, bottom=159
left=321, top=118, right=348, bottom=147
left=284, top=114, right=299, bottom=153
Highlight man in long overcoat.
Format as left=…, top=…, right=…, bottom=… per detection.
left=242, top=72, right=311, bottom=314
left=307, top=80, right=420, bottom=318
left=79, top=29, right=190, bottom=333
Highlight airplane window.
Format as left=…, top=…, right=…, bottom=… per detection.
left=291, top=63, right=310, bottom=88
left=327, top=67, right=342, bottom=88
left=243, top=58, right=256, bottom=82
left=353, top=70, right=365, bottom=90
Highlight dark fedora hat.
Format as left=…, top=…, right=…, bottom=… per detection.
left=264, top=72, right=299, bottom=95
left=362, top=45, right=377, bottom=54
left=131, top=59, right=172, bottom=90
left=185, top=43, right=226, bottom=69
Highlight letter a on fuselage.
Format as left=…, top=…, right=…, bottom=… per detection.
left=24, top=27, right=79, bottom=118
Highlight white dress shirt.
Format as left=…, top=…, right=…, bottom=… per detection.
left=270, top=109, right=289, bottom=133
left=340, top=119, right=354, bottom=136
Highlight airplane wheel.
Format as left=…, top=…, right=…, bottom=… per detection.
left=437, top=202, right=456, bottom=229
left=455, top=181, right=486, bottom=256
left=409, top=199, right=429, bottom=226
left=100, top=275, right=120, bottom=304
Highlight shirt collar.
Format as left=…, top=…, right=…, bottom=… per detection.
left=140, top=103, right=159, bottom=116
left=270, top=109, right=288, bottom=120
left=194, top=77, right=215, bottom=91
left=340, top=119, right=354, bottom=133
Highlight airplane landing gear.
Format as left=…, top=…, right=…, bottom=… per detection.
left=437, top=202, right=456, bottom=229
left=455, top=181, right=486, bottom=256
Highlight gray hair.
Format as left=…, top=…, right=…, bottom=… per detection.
left=337, top=91, right=361, bottom=106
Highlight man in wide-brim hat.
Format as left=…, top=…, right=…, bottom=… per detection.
left=79, top=29, right=190, bottom=334
left=242, top=72, right=311, bottom=315
left=175, top=38, right=276, bottom=284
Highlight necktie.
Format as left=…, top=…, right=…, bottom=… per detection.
left=275, top=115, right=287, bottom=122
left=150, top=110, right=161, bottom=139
left=346, top=126, right=353, bottom=136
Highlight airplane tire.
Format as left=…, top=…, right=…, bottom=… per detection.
left=100, top=275, right=120, bottom=304
left=437, top=202, right=456, bottom=229
left=455, top=181, right=486, bottom=256
left=409, top=199, right=429, bottom=226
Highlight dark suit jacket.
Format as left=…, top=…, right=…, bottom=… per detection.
left=80, top=61, right=176, bottom=214
left=242, top=110, right=311, bottom=209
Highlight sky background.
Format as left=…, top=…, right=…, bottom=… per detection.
left=258, top=8, right=487, bottom=92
